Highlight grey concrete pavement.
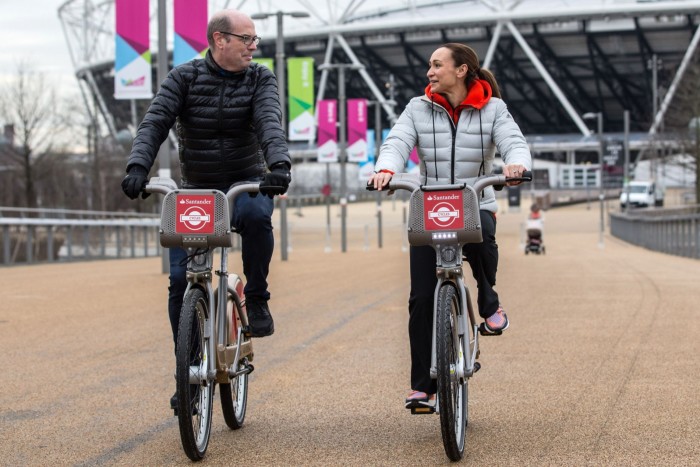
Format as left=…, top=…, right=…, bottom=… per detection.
left=1, top=200, right=698, bottom=466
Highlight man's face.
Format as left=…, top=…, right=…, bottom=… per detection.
left=213, top=17, right=258, bottom=72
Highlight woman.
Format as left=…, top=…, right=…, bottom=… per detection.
left=368, top=43, right=531, bottom=406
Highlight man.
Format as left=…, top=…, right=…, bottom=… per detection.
left=121, top=10, right=291, bottom=408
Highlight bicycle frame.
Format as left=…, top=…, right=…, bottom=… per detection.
left=369, top=171, right=530, bottom=460
left=381, top=173, right=527, bottom=382
left=145, top=178, right=258, bottom=385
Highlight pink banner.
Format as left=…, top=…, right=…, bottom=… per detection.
left=347, top=98, right=368, bottom=162
left=115, top=0, right=152, bottom=99
left=174, top=0, right=208, bottom=65
left=116, top=0, right=149, bottom=54
left=317, top=99, right=338, bottom=163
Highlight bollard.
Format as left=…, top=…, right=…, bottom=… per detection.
left=324, top=224, right=332, bottom=253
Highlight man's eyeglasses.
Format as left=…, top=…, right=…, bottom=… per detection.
left=218, top=31, right=261, bottom=46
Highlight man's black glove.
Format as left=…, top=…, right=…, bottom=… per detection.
left=259, top=162, right=291, bottom=199
left=121, top=165, right=150, bottom=200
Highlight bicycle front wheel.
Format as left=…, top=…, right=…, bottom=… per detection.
left=176, top=287, right=214, bottom=461
left=220, top=290, right=249, bottom=429
left=436, top=282, right=468, bottom=461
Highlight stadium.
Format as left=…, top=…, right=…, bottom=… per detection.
left=58, top=0, right=700, bottom=191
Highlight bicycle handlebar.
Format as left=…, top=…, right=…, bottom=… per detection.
left=144, top=178, right=287, bottom=202
left=366, top=171, right=533, bottom=195
left=144, top=177, right=179, bottom=195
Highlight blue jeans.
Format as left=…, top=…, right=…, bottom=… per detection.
left=168, top=193, right=274, bottom=350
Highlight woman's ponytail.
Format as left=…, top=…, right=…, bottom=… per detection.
left=442, top=42, right=502, bottom=98
left=477, top=68, right=501, bottom=99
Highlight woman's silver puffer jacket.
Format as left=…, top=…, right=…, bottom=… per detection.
left=375, top=94, right=531, bottom=213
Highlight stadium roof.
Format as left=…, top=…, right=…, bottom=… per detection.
left=59, top=0, right=700, bottom=158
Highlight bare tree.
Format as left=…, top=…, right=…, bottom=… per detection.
left=0, top=61, right=67, bottom=208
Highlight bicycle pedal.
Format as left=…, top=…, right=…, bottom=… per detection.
left=474, top=362, right=481, bottom=373
left=406, top=399, right=436, bottom=414
left=478, top=323, right=502, bottom=336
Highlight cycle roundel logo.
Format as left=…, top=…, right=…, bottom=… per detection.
left=175, top=194, right=215, bottom=234
left=424, top=190, right=463, bottom=230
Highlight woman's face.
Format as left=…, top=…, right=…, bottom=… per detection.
left=427, top=47, right=467, bottom=94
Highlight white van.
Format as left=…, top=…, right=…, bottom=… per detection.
left=620, top=181, right=664, bottom=208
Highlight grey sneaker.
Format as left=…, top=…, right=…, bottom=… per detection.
left=246, top=299, right=275, bottom=337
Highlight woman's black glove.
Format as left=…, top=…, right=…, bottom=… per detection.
left=121, top=166, right=150, bottom=199
left=259, top=162, right=291, bottom=198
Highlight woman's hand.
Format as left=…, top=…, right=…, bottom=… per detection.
left=503, top=164, right=528, bottom=186
left=368, top=171, right=393, bottom=191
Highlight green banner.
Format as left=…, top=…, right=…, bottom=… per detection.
left=287, top=57, right=315, bottom=141
left=253, top=58, right=274, bottom=72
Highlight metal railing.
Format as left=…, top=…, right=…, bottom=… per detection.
left=609, top=205, right=700, bottom=259
left=0, top=206, right=165, bottom=265
left=1, top=218, right=163, bottom=265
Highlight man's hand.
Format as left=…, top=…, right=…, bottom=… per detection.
left=259, top=162, right=291, bottom=198
left=121, top=166, right=150, bottom=200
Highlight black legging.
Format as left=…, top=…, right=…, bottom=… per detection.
left=407, top=210, right=499, bottom=394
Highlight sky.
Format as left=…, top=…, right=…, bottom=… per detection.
left=0, top=0, right=82, bottom=100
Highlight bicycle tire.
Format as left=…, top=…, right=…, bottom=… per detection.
left=220, top=290, right=249, bottom=429
left=436, top=282, right=468, bottom=461
left=176, top=287, right=214, bottom=461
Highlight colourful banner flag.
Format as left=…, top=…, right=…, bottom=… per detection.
left=174, top=0, right=208, bottom=66
left=317, top=99, right=338, bottom=163
left=114, top=0, right=152, bottom=99
left=253, top=58, right=274, bottom=71
left=347, top=98, right=368, bottom=162
left=287, top=57, right=315, bottom=141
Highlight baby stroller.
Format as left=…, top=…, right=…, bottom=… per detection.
left=525, top=204, right=545, bottom=255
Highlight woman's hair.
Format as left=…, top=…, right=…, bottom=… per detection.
left=441, top=43, right=501, bottom=99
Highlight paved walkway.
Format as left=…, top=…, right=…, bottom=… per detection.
left=1, top=199, right=698, bottom=466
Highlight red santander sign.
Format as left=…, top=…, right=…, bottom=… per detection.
left=423, top=190, right=463, bottom=230
left=176, top=194, right=215, bottom=234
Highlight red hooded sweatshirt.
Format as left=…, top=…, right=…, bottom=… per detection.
left=424, top=78, right=492, bottom=125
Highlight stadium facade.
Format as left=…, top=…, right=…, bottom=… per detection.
left=58, top=0, right=700, bottom=174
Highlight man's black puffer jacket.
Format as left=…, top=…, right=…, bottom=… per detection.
left=127, top=51, right=291, bottom=191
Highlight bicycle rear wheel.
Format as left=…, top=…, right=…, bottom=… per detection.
left=176, top=287, right=214, bottom=461
left=436, top=282, right=468, bottom=461
left=220, top=290, right=249, bottom=429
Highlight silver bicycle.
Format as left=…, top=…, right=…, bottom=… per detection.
left=370, top=171, right=531, bottom=461
left=145, top=178, right=275, bottom=461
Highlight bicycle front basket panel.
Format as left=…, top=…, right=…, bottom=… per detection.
left=159, top=189, right=233, bottom=248
left=407, top=185, right=483, bottom=246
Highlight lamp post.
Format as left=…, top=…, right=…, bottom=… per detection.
left=583, top=112, right=605, bottom=248
left=623, top=110, right=630, bottom=214
left=318, top=63, right=364, bottom=253
left=251, top=11, right=310, bottom=261
left=157, top=0, right=171, bottom=273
